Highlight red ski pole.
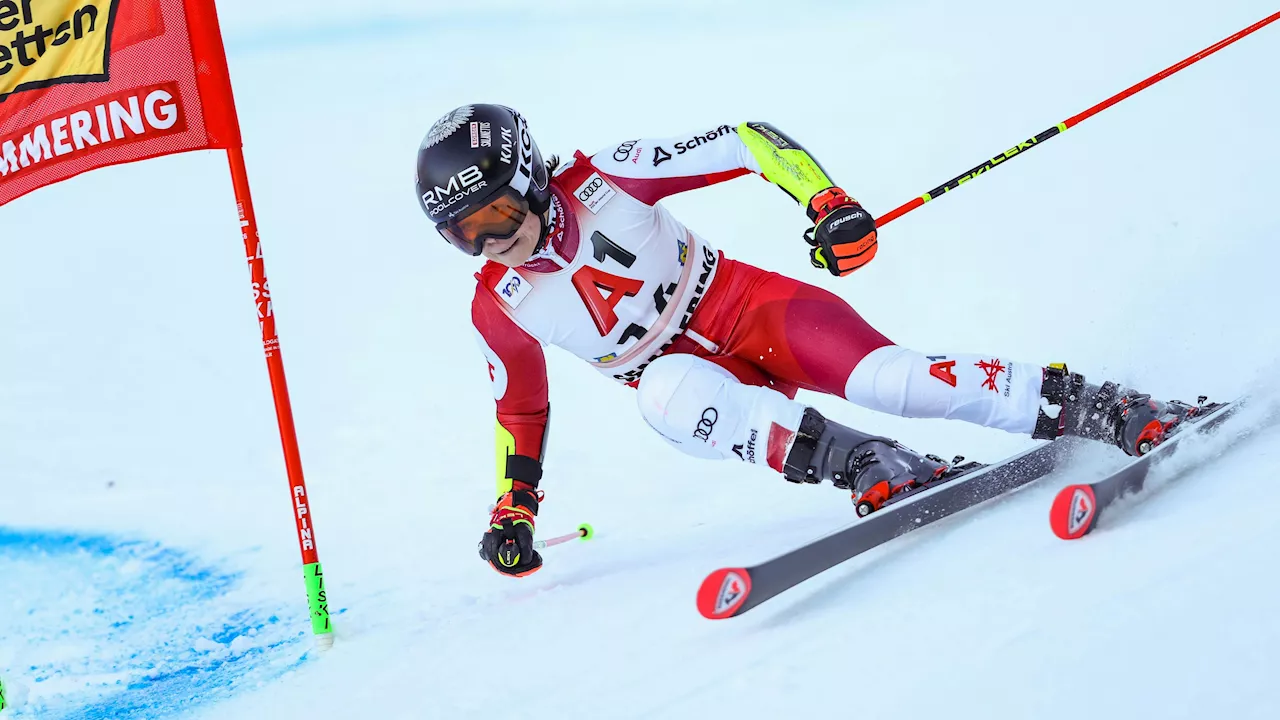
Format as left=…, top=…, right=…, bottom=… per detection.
left=875, top=10, right=1280, bottom=228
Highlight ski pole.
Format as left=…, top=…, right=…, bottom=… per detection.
left=533, top=523, right=595, bottom=550
left=875, top=10, right=1280, bottom=228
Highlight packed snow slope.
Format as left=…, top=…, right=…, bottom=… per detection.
left=2, top=0, right=1279, bottom=717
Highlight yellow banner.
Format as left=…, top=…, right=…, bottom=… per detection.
left=1, top=0, right=118, bottom=100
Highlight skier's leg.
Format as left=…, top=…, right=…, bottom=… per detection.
left=843, top=347, right=1043, bottom=433
left=702, top=267, right=1041, bottom=431
left=636, top=354, right=947, bottom=506
left=635, top=353, right=803, bottom=467
left=703, top=267, right=1177, bottom=456
left=841, top=350, right=1192, bottom=456
left=689, top=261, right=895, bottom=397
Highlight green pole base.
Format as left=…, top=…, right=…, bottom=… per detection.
left=304, top=562, right=334, bottom=640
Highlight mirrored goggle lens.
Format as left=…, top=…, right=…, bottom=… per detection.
left=438, top=192, right=529, bottom=256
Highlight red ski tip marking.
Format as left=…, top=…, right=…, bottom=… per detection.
left=1050, top=484, right=1097, bottom=540
left=697, top=568, right=751, bottom=619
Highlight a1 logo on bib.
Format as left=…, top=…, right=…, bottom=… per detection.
left=574, top=172, right=616, bottom=214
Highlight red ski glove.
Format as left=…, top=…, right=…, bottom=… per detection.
left=478, top=485, right=544, bottom=577
left=804, top=187, right=878, bottom=277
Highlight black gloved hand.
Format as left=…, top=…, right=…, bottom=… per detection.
left=804, top=187, right=878, bottom=277
left=478, top=486, right=543, bottom=577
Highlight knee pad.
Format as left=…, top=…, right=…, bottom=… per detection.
left=637, top=354, right=806, bottom=466
left=843, top=346, right=1041, bottom=433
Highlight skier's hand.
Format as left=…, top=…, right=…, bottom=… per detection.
left=478, top=486, right=544, bottom=577
left=804, top=187, right=878, bottom=277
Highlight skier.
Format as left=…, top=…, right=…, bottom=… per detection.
left=415, top=104, right=1191, bottom=578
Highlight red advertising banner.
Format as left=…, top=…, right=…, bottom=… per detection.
left=0, top=0, right=240, bottom=206
left=0, top=1, right=333, bottom=644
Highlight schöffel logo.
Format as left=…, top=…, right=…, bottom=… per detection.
left=672, top=124, right=736, bottom=156
left=1, top=0, right=120, bottom=102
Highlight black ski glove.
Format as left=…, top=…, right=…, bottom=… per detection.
left=804, top=187, right=878, bottom=277
left=478, top=486, right=543, bottom=577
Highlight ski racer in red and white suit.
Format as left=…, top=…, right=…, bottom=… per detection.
left=438, top=110, right=1172, bottom=577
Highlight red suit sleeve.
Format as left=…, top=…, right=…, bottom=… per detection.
left=472, top=279, right=549, bottom=495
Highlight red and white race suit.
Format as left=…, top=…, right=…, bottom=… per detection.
left=472, top=124, right=1045, bottom=487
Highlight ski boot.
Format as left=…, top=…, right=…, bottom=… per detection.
left=782, top=408, right=952, bottom=517
left=1033, top=364, right=1205, bottom=456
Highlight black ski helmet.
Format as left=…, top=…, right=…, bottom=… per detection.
left=415, top=104, right=552, bottom=255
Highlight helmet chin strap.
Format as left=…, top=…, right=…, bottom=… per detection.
left=532, top=208, right=552, bottom=253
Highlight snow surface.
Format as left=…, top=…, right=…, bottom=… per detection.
left=2, top=0, right=1280, bottom=717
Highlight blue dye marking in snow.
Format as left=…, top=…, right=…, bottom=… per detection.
left=0, top=528, right=311, bottom=719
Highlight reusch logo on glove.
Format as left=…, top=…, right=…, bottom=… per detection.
left=826, top=211, right=867, bottom=231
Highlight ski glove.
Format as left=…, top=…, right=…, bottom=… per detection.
left=478, top=486, right=544, bottom=577
left=804, top=187, right=878, bottom=277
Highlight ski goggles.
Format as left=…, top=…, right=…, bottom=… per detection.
left=436, top=187, right=530, bottom=256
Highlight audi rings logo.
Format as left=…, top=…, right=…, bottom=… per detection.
left=574, top=172, right=615, bottom=215
left=693, top=407, right=719, bottom=442
left=613, top=140, right=638, bottom=162
left=577, top=177, right=605, bottom=202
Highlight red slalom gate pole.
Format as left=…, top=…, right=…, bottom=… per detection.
left=228, top=148, right=334, bottom=648
left=876, top=10, right=1280, bottom=228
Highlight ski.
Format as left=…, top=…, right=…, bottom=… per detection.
left=696, top=438, right=1079, bottom=619
left=1048, top=399, right=1241, bottom=540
